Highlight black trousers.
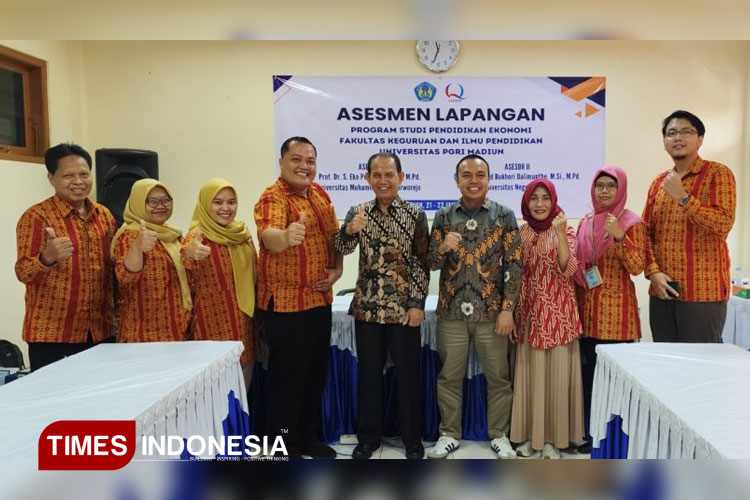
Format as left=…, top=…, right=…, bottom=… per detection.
left=262, top=302, right=332, bottom=452
left=28, top=334, right=115, bottom=372
left=580, top=337, right=632, bottom=440
left=355, top=321, right=422, bottom=449
left=649, top=298, right=727, bottom=343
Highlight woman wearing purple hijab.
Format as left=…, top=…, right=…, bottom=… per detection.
left=574, top=166, right=646, bottom=454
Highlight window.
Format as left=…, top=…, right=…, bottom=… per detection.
left=0, top=45, right=49, bottom=163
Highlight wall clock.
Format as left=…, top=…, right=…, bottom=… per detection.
left=416, top=40, right=459, bottom=72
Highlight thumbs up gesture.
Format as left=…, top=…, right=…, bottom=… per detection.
left=286, top=212, right=307, bottom=247
left=345, top=205, right=368, bottom=235
left=185, top=228, right=210, bottom=260
left=40, top=227, right=74, bottom=265
left=136, top=219, right=158, bottom=253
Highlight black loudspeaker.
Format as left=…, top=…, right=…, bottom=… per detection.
left=95, top=148, right=158, bottom=227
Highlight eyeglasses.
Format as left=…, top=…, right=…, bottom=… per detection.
left=664, top=128, right=698, bottom=139
left=594, top=182, right=617, bottom=192
left=146, top=196, right=173, bottom=208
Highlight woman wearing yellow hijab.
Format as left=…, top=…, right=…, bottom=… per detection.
left=111, top=179, right=192, bottom=342
left=181, top=179, right=257, bottom=367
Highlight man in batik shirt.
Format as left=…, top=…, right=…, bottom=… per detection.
left=16, top=143, right=117, bottom=371
left=643, top=110, right=736, bottom=342
left=334, top=152, right=429, bottom=460
left=426, top=154, right=522, bottom=460
left=254, top=136, right=342, bottom=459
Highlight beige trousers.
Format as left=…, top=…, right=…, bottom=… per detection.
left=436, top=319, right=512, bottom=439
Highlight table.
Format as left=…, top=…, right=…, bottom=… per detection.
left=0, top=341, right=248, bottom=497
left=590, top=343, right=750, bottom=459
left=249, top=295, right=492, bottom=443
left=722, top=295, right=750, bottom=350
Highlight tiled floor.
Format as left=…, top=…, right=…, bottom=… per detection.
left=329, top=437, right=591, bottom=459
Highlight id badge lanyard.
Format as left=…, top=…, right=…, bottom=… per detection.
left=584, top=215, right=604, bottom=289
left=584, top=210, right=625, bottom=289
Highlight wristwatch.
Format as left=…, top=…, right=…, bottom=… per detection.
left=678, top=194, right=691, bottom=207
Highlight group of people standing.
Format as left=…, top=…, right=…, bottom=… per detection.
left=16, top=145, right=257, bottom=378
left=16, top=109, right=736, bottom=460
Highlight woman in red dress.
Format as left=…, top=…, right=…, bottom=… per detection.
left=510, top=179, right=584, bottom=459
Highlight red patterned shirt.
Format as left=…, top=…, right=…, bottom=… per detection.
left=182, top=231, right=256, bottom=365
left=254, top=178, right=339, bottom=313
left=642, top=157, right=736, bottom=302
left=15, top=196, right=117, bottom=343
left=576, top=222, right=646, bottom=341
left=515, top=224, right=582, bottom=350
left=113, top=230, right=191, bottom=342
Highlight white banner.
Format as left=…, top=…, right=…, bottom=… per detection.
left=273, top=76, right=605, bottom=218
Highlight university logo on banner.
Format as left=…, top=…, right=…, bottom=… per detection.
left=414, top=82, right=436, bottom=102
left=444, top=83, right=465, bottom=101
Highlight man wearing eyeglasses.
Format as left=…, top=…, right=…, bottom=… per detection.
left=642, top=110, right=736, bottom=342
left=15, top=143, right=118, bottom=370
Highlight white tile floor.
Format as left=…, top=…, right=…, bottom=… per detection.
left=328, top=437, right=591, bottom=459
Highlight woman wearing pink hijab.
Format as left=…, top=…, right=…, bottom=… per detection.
left=574, top=166, right=646, bottom=454
left=510, top=179, right=584, bottom=459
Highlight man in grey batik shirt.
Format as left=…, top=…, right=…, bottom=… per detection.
left=425, top=154, right=522, bottom=459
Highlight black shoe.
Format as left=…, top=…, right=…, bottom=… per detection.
left=352, top=442, right=379, bottom=460
left=300, top=441, right=337, bottom=459
left=576, top=441, right=592, bottom=454
left=405, top=446, right=424, bottom=460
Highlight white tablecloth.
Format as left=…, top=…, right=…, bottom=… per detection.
left=722, top=295, right=750, bottom=350
left=590, top=342, right=750, bottom=459
left=0, top=341, right=246, bottom=496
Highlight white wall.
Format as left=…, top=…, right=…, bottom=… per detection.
left=1, top=41, right=747, bottom=361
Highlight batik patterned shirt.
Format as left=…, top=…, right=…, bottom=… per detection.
left=515, top=224, right=581, bottom=349
left=15, top=196, right=117, bottom=343
left=182, top=231, right=256, bottom=365
left=334, top=197, right=429, bottom=324
left=642, top=156, right=736, bottom=302
left=254, top=178, right=339, bottom=312
left=113, top=231, right=191, bottom=342
left=427, top=199, right=522, bottom=322
left=576, top=222, right=646, bottom=341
